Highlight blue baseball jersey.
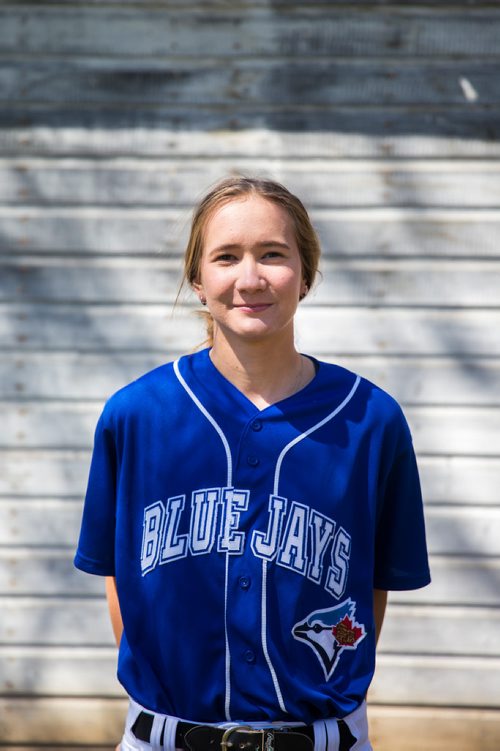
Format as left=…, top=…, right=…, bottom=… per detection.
left=75, top=348, right=430, bottom=724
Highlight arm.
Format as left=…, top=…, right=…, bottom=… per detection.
left=373, top=588, right=388, bottom=646
left=105, top=576, right=123, bottom=647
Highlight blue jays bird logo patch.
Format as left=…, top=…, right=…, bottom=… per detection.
left=292, top=599, right=366, bottom=680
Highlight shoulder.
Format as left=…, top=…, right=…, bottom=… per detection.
left=99, top=351, right=206, bottom=427
left=315, top=358, right=401, bottom=410
left=361, top=374, right=406, bottom=424
left=101, top=361, right=173, bottom=419
left=314, top=357, right=410, bottom=437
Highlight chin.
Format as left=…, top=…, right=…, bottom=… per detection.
left=235, top=327, right=274, bottom=341
left=230, top=323, right=291, bottom=345
left=215, top=312, right=294, bottom=344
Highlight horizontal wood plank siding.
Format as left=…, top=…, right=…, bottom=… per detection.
left=2, top=703, right=500, bottom=751
left=3, top=352, right=499, bottom=404
left=1, top=1, right=499, bottom=749
left=3, top=62, right=500, bottom=109
left=3, top=208, right=500, bottom=257
left=4, top=258, right=500, bottom=307
left=2, top=109, right=500, bottom=159
left=2, top=648, right=500, bottom=707
left=3, top=501, right=500, bottom=555
left=3, top=305, right=500, bottom=355
left=3, top=158, right=500, bottom=208
left=2, top=551, right=499, bottom=606
left=1, top=702, right=500, bottom=751
left=2, top=402, right=500, bottom=454
left=2, top=7, right=500, bottom=59
left=2, top=452, right=499, bottom=505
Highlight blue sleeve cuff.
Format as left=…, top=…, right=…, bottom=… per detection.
left=74, top=550, right=115, bottom=577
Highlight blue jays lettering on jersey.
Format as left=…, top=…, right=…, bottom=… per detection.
left=75, top=348, right=430, bottom=724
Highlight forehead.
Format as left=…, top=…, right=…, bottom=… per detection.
left=203, top=195, right=296, bottom=247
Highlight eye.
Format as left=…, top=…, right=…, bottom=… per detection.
left=215, top=253, right=237, bottom=263
left=262, top=250, right=285, bottom=260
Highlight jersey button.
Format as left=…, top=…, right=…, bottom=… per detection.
left=239, top=576, right=251, bottom=590
left=244, top=649, right=256, bottom=664
left=247, top=455, right=259, bottom=467
left=250, top=419, right=262, bottom=432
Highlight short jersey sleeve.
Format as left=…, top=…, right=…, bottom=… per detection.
left=74, top=406, right=117, bottom=576
left=373, top=409, right=431, bottom=591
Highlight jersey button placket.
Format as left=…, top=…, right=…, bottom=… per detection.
left=231, top=419, right=264, bottom=675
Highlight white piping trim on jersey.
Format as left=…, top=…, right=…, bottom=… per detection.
left=174, top=361, right=361, bottom=720
left=224, top=552, right=232, bottom=721
left=173, top=359, right=233, bottom=487
left=273, top=374, right=361, bottom=496
left=262, top=373, right=362, bottom=715
left=173, top=358, right=233, bottom=721
left=261, top=556, right=288, bottom=714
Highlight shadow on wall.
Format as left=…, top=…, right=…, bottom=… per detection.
left=0, top=0, right=499, bottom=735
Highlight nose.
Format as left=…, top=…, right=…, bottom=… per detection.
left=235, top=256, right=266, bottom=293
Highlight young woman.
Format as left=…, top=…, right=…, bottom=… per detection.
left=75, top=177, right=430, bottom=751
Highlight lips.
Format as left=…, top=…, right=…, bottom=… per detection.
left=235, top=303, right=272, bottom=312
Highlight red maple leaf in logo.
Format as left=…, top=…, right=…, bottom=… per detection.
left=332, top=616, right=364, bottom=647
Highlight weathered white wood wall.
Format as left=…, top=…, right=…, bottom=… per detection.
left=1, top=2, right=499, bottom=749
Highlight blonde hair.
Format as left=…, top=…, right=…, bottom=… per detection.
left=181, top=176, right=321, bottom=346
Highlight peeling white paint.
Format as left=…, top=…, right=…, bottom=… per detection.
left=459, top=76, right=479, bottom=102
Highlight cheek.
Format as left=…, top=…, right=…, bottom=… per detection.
left=200, top=268, right=232, bottom=297
left=277, top=267, right=303, bottom=295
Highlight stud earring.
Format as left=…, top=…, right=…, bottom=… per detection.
left=200, top=296, right=207, bottom=306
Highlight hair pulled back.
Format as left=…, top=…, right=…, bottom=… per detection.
left=182, top=176, right=321, bottom=346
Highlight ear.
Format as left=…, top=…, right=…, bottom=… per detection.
left=191, top=277, right=203, bottom=295
left=191, top=280, right=206, bottom=305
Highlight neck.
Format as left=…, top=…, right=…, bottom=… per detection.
left=209, top=332, right=315, bottom=409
